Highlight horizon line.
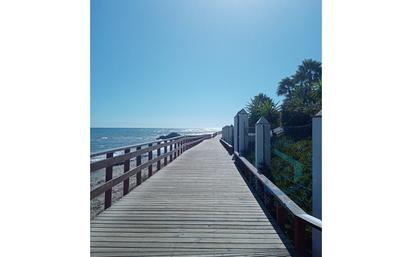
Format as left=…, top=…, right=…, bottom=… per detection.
left=90, top=127, right=221, bottom=129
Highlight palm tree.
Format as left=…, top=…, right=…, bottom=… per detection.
left=277, top=77, right=294, bottom=97
left=295, top=59, right=322, bottom=86
left=246, top=93, right=280, bottom=128
left=276, top=59, right=322, bottom=139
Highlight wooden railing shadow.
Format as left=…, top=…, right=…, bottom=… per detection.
left=220, top=138, right=321, bottom=257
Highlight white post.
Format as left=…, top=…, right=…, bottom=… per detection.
left=229, top=125, right=234, bottom=145
left=221, top=127, right=224, bottom=141
left=255, top=117, right=271, bottom=172
left=312, top=111, right=322, bottom=257
left=237, top=109, right=249, bottom=155
left=234, top=115, right=239, bottom=152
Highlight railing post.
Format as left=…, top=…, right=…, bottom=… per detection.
left=229, top=125, right=234, bottom=145
left=148, top=143, right=153, bottom=177
left=223, top=126, right=229, bottom=142
left=255, top=117, right=271, bottom=171
left=239, top=109, right=248, bottom=155
left=104, top=152, right=113, bottom=209
left=136, top=146, right=142, bottom=186
left=174, top=141, right=177, bottom=159
left=123, top=148, right=130, bottom=196
left=169, top=141, right=173, bottom=162
left=294, top=217, right=306, bottom=257
left=254, top=117, right=270, bottom=191
left=221, top=127, right=224, bottom=141
left=234, top=113, right=239, bottom=152
left=164, top=140, right=168, bottom=165
left=276, top=203, right=285, bottom=230
left=157, top=142, right=161, bottom=171
left=312, top=110, right=322, bottom=257
left=234, top=109, right=248, bottom=155
left=264, top=189, right=275, bottom=215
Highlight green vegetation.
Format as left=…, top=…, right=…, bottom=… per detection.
left=270, top=137, right=313, bottom=213
left=278, top=59, right=321, bottom=139
left=245, top=59, right=321, bottom=214
left=246, top=93, right=280, bottom=129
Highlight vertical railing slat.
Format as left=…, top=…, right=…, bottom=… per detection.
left=169, top=141, right=173, bottom=162
left=174, top=141, right=177, bottom=159
left=148, top=143, right=153, bottom=177
left=164, top=140, right=168, bottom=166
left=136, top=146, right=142, bottom=186
left=123, top=148, right=130, bottom=196
left=104, top=152, right=113, bottom=209
left=276, top=204, right=286, bottom=230
left=294, top=217, right=306, bottom=257
left=157, top=142, right=161, bottom=171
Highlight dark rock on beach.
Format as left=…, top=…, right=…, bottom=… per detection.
left=157, top=132, right=181, bottom=140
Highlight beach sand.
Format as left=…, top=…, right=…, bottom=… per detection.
left=90, top=156, right=168, bottom=219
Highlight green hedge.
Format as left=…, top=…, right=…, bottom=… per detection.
left=270, top=136, right=312, bottom=213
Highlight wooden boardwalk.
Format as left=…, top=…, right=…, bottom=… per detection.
left=91, top=136, right=293, bottom=257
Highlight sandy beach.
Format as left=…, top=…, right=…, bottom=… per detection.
left=90, top=155, right=168, bottom=219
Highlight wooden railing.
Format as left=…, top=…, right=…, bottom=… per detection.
left=220, top=138, right=321, bottom=257
left=90, top=134, right=212, bottom=210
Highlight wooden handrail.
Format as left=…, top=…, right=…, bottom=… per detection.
left=219, top=138, right=321, bottom=230
left=220, top=137, right=321, bottom=257
left=220, top=138, right=234, bottom=154
left=90, top=134, right=210, bottom=211
left=91, top=146, right=183, bottom=199
left=90, top=134, right=210, bottom=158
left=90, top=139, right=182, bottom=172
left=90, top=136, right=181, bottom=158
left=235, top=152, right=322, bottom=230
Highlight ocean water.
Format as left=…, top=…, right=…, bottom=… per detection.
left=91, top=128, right=218, bottom=154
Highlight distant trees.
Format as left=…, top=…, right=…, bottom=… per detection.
left=246, top=93, right=280, bottom=129
left=246, top=59, right=321, bottom=138
left=245, top=59, right=321, bottom=138
left=278, top=59, right=322, bottom=139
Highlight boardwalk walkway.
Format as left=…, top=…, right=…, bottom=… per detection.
left=91, top=136, right=293, bottom=257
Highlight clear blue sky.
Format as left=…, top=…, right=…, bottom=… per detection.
left=91, top=0, right=321, bottom=128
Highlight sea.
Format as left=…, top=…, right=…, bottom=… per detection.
left=91, top=127, right=219, bottom=154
